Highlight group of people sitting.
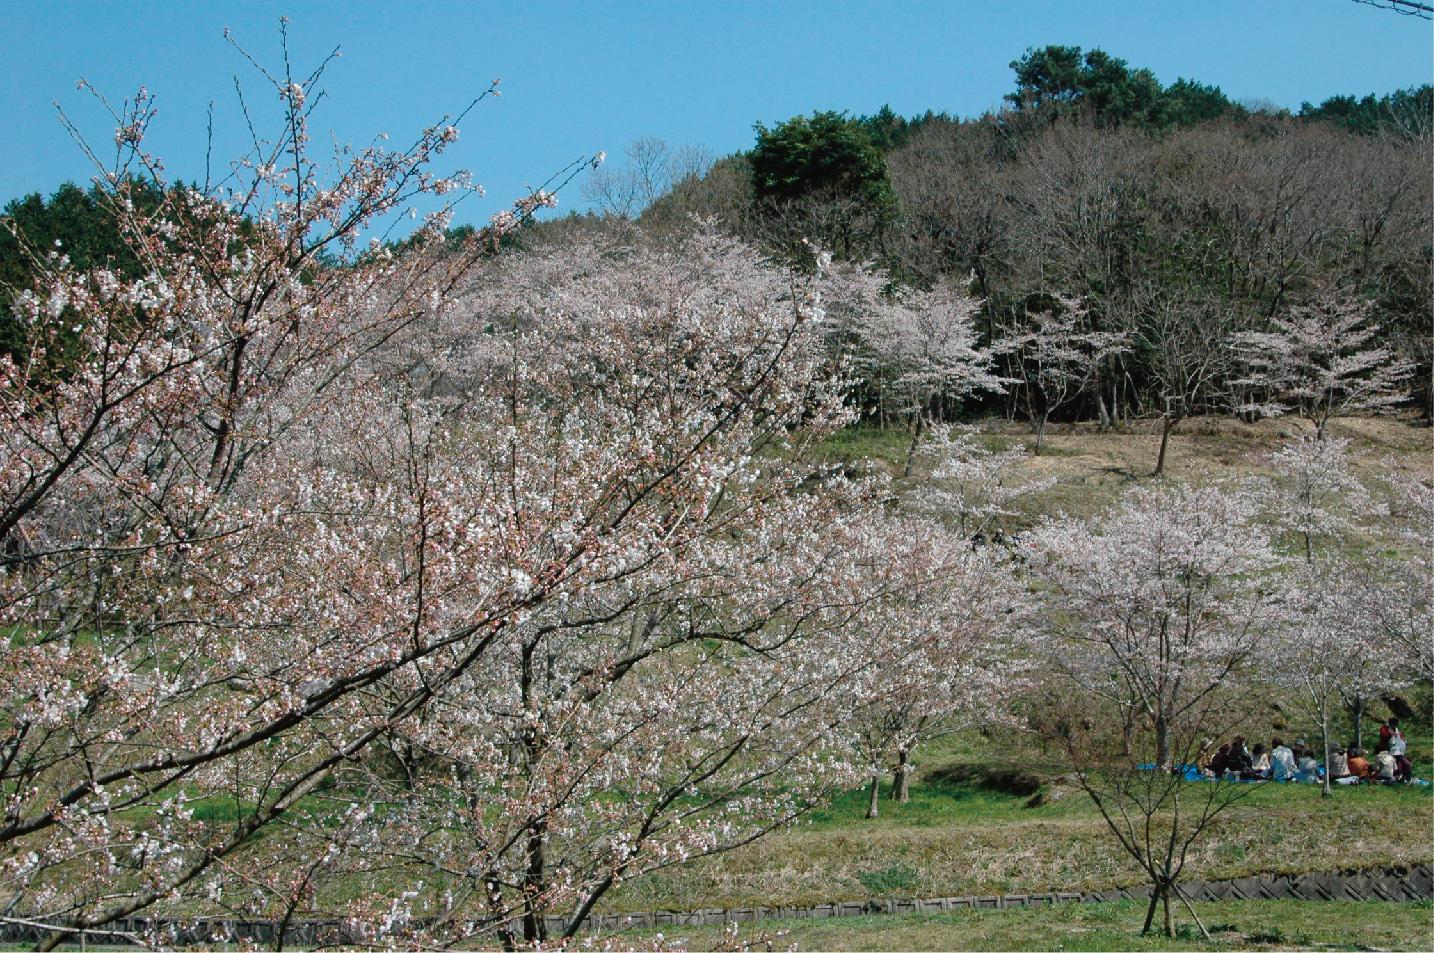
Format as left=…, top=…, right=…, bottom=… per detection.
left=1197, top=718, right=1416, bottom=784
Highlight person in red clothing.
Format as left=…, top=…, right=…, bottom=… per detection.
left=1376, top=717, right=1405, bottom=754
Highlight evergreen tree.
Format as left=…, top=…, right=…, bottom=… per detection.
left=1300, top=84, right=1433, bottom=139
left=858, top=105, right=946, bottom=152
left=1158, top=78, right=1242, bottom=128
left=0, top=179, right=167, bottom=364
left=1006, top=45, right=1237, bottom=130
left=749, top=110, right=896, bottom=215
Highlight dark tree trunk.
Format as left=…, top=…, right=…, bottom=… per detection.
left=892, top=748, right=911, bottom=803
left=1351, top=696, right=1365, bottom=751
left=1120, top=702, right=1139, bottom=758
left=1141, top=886, right=1161, bottom=935
left=522, top=819, right=548, bottom=944
left=1321, top=711, right=1333, bottom=799
left=902, top=415, right=924, bottom=478
left=1142, top=880, right=1175, bottom=937
left=865, top=775, right=881, bottom=819
left=1154, top=415, right=1176, bottom=477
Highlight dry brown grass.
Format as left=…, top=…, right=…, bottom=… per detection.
left=874, top=413, right=1433, bottom=525
left=603, top=783, right=1432, bottom=913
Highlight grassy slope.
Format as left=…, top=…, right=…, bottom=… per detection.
left=600, top=415, right=1434, bottom=914
left=604, top=738, right=1433, bottom=913
left=819, top=413, right=1432, bottom=525
left=633, top=899, right=1434, bottom=951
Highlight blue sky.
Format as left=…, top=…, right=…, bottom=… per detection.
left=4, top=1, right=1431, bottom=229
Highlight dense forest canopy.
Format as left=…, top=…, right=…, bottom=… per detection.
left=612, top=46, right=1433, bottom=431
left=3, top=42, right=1430, bottom=414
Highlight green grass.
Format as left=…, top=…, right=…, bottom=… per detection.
left=33, top=901, right=1434, bottom=951
left=809, top=780, right=1035, bottom=828
left=632, top=899, right=1434, bottom=951
left=187, top=795, right=245, bottom=824
left=814, top=423, right=914, bottom=466
left=600, top=725, right=1433, bottom=914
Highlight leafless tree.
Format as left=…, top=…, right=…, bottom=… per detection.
left=582, top=137, right=714, bottom=218
left=1126, top=286, right=1237, bottom=476
left=997, top=295, right=1126, bottom=454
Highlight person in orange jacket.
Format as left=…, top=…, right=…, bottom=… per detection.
left=1345, top=747, right=1373, bottom=780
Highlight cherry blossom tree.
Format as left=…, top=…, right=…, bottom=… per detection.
left=843, top=531, right=1028, bottom=816
left=820, top=265, right=1005, bottom=469
left=1026, top=482, right=1284, bottom=938
left=1262, top=435, right=1380, bottom=559
left=910, top=427, right=1055, bottom=540
left=997, top=295, right=1127, bottom=454
left=1026, top=482, right=1282, bottom=769
left=1233, top=290, right=1414, bottom=438
left=1258, top=435, right=1398, bottom=755
left=0, top=33, right=544, bottom=945
left=1265, top=557, right=1397, bottom=797
left=860, top=282, right=1006, bottom=425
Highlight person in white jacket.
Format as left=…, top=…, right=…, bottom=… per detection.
left=1389, top=726, right=1408, bottom=757
left=1270, top=738, right=1297, bottom=781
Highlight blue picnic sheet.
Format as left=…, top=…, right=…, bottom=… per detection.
left=1133, top=763, right=1429, bottom=785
